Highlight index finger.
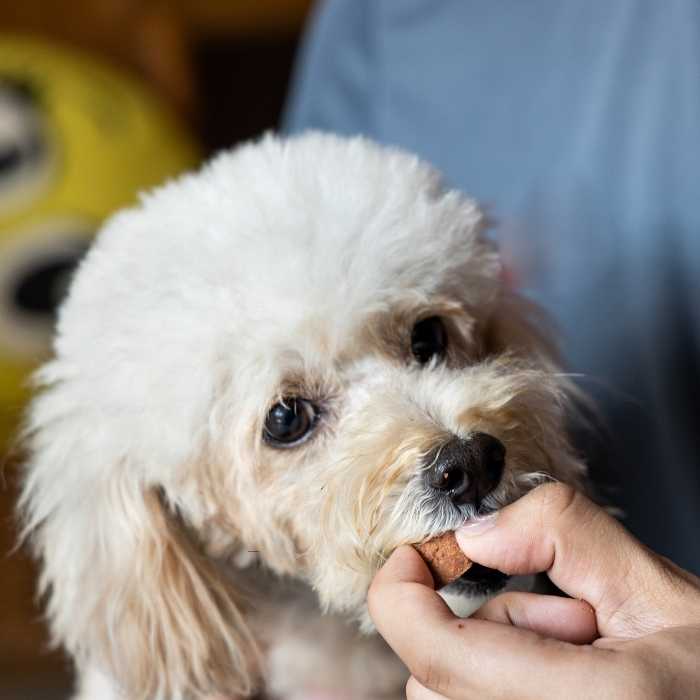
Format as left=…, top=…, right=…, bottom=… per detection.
left=368, top=545, right=613, bottom=700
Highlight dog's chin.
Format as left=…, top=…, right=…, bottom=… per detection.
left=437, top=560, right=512, bottom=620
left=435, top=566, right=510, bottom=620
left=423, top=501, right=511, bottom=599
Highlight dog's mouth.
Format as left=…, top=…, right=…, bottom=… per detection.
left=447, top=563, right=510, bottom=596
left=450, top=507, right=510, bottom=596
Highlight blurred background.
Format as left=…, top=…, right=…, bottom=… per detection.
left=0, top=1, right=312, bottom=697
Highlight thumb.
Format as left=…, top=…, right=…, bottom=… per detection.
left=454, top=483, right=685, bottom=637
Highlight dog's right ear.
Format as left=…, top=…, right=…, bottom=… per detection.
left=19, top=369, right=261, bottom=700
left=482, top=287, right=561, bottom=368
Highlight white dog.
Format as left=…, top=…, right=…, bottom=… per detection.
left=19, top=133, right=586, bottom=700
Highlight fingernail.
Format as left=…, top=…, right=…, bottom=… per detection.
left=456, top=512, right=498, bottom=539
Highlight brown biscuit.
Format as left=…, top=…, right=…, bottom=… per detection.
left=414, top=531, right=472, bottom=589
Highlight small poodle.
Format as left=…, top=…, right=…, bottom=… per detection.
left=19, top=133, right=586, bottom=700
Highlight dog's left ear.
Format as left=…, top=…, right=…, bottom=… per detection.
left=20, top=379, right=261, bottom=699
left=97, top=486, right=263, bottom=699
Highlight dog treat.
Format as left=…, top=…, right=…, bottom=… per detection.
left=414, top=532, right=472, bottom=589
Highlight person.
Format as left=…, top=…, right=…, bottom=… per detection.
left=368, top=482, right=700, bottom=699
left=284, top=1, right=700, bottom=577
left=283, top=2, right=700, bottom=693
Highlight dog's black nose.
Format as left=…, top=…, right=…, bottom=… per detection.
left=426, top=433, right=505, bottom=506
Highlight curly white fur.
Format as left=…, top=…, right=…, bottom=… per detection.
left=19, top=133, right=586, bottom=700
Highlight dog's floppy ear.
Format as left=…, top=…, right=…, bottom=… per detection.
left=19, top=375, right=260, bottom=700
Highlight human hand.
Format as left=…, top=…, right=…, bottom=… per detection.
left=368, top=483, right=700, bottom=699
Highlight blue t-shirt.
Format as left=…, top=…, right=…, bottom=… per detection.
left=285, top=0, right=700, bottom=573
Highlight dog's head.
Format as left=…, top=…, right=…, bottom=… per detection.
left=19, top=133, right=585, bottom=699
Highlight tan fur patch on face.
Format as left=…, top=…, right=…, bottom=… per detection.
left=359, top=297, right=483, bottom=368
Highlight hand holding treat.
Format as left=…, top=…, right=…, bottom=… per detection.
left=370, top=484, right=700, bottom=700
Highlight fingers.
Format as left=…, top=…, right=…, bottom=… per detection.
left=368, top=546, right=611, bottom=700
left=472, top=592, right=598, bottom=644
left=369, top=487, right=700, bottom=699
left=367, top=545, right=456, bottom=671
left=454, top=483, right=675, bottom=636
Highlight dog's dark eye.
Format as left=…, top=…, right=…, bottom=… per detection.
left=411, top=316, right=447, bottom=364
left=263, top=397, right=319, bottom=447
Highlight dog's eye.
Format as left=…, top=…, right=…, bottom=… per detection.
left=411, top=316, right=447, bottom=364
left=263, top=397, right=319, bottom=447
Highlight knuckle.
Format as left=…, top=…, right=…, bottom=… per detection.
left=366, top=578, right=385, bottom=620
left=652, top=555, right=700, bottom=622
left=475, top=592, right=516, bottom=625
left=405, top=677, right=421, bottom=700
left=535, top=481, right=582, bottom=523
left=412, top=653, right=452, bottom=697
